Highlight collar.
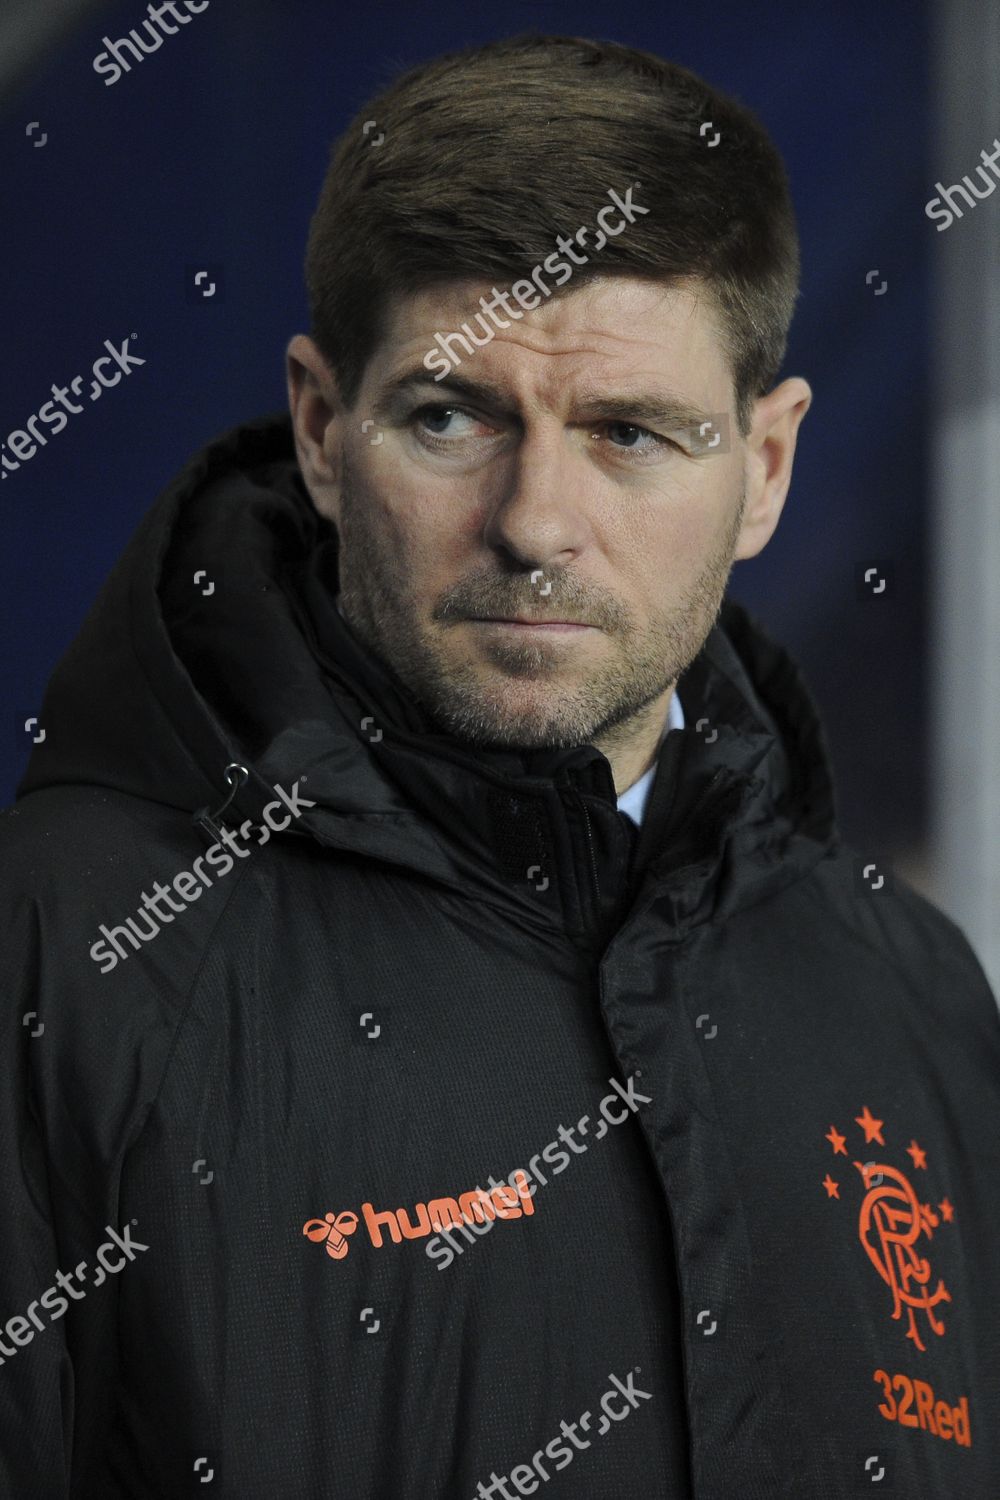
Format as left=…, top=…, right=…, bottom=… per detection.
left=617, top=690, right=685, bottom=827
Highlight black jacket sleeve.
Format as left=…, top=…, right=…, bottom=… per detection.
left=0, top=895, right=73, bottom=1497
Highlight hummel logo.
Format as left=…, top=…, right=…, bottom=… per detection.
left=304, top=1171, right=534, bottom=1261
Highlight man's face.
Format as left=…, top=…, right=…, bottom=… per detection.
left=290, top=276, right=801, bottom=756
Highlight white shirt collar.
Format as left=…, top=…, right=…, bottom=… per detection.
left=616, top=690, right=685, bottom=827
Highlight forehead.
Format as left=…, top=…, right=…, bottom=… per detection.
left=372, top=274, right=732, bottom=402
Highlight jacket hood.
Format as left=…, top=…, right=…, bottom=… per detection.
left=16, top=411, right=839, bottom=941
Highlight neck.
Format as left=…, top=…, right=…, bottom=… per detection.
left=592, top=687, right=675, bottom=797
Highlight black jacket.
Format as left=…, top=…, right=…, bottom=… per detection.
left=3, top=412, right=999, bottom=1499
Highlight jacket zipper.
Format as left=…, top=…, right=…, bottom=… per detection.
left=570, top=766, right=733, bottom=935
left=571, top=788, right=601, bottom=932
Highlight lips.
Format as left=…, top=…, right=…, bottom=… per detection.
left=472, top=617, right=590, bottom=626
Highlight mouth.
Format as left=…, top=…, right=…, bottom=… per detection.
left=469, top=617, right=595, bottom=633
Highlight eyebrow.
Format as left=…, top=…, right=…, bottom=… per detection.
left=372, top=366, right=719, bottom=435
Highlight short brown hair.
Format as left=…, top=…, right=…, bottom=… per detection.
left=304, top=33, right=802, bottom=439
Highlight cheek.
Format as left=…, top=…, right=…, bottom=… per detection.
left=657, top=478, right=740, bottom=564
left=615, top=489, right=736, bottom=610
left=349, top=457, right=421, bottom=553
left=354, top=449, right=482, bottom=607
left=620, top=509, right=715, bottom=581
left=396, top=482, right=484, bottom=577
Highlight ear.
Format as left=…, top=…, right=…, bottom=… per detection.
left=286, top=334, right=342, bottom=520
left=733, top=377, right=812, bottom=561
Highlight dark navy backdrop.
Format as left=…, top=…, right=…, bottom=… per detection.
left=1, top=1, right=930, bottom=856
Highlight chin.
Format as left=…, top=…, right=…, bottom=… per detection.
left=447, top=697, right=587, bottom=750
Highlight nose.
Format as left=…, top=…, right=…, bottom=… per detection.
left=481, top=425, right=592, bottom=572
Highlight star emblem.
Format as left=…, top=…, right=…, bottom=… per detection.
left=825, top=1125, right=848, bottom=1156
left=822, top=1173, right=840, bottom=1199
left=907, top=1139, right=927, bottom=1170
left=855, top=1105, right=885, bottom=1145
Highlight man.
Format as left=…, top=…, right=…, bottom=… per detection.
left=2, top=31, right=999, bottom=1500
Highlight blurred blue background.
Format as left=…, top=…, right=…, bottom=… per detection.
left=1, top=0, right=930, bottom=865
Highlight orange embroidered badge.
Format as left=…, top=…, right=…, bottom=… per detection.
left=822, top=1106, right=955, bottom=1352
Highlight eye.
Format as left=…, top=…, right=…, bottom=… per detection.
left=409, top=403, right=491, bottom=447
left=594, top=421, right=677, bottom=460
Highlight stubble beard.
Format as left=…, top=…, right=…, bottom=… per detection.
left=332, top=458, right=745, bottom=752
